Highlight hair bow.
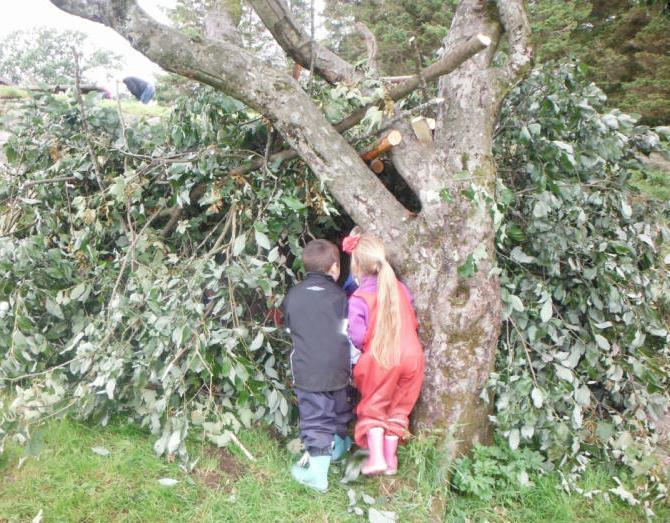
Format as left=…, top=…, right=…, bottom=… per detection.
left=342, top=234, right=360, bottom=254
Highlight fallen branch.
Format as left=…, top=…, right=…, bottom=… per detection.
left=20, top=176, right=77, bottom=190
left=369, top=158, right=384, bottom=174
left=360, top=130, right=402, bottom=161
left=228, top=430, right=256, bottom=461
left=72, top=50, right=104, bottom=191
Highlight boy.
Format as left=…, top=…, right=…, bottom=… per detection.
left=282, top=239, right=353, bottom=492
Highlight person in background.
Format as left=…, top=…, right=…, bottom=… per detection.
left=122, top=76, right=155, bottom=104
left=343, top=231, right=424, bottom=476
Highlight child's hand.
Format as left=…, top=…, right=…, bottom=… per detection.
left=350, top=342, right=362, bottom=365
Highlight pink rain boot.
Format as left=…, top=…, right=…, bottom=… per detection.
left=383, top=435, right=399, bottom=475
left=361, top=427, right=387, bottom=475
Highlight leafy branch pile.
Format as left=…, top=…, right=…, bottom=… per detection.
left=0, top=88, right=339, bottom=458
left=482, top=62, right=670, bottom=507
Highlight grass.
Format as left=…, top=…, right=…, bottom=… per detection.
left=0, top=86, right=29, bottom=99
left=0, top=86, right=168, bottom=119
left=1, top=419, right=669, bottom=522
left=99, top=99, right=170, bottom=118
left=631, top=166, right=670, bottom=202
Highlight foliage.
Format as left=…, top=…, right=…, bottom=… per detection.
left=323, top=0, right=458, bottom=75
left=0, top=27, right=122, bottom=86
left=324, top=1, right=670, bottom=124
left=452, top=440, right=546, bottom=501
left=490, top=61, right=670, bottom=507
left=0, top=87, right=339, bottom=459
left=529, top=0, right=670, bottom=125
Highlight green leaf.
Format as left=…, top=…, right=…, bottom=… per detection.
left=533, top=199, right=550, bottom=218
left=23, top=430, right=45, bottom=458
left=594, top=334, right=610, bottom=351
left=554, top=364, right=574, bottom=383
left=233, top=234, right=246, bottom=256
left=457, top=254, right=476, bottom=279
left=282, top=196, right=306, bottom=210
left=70, top=283, right=88, bottom=302
left=596, top=422, right=614, bottom=442
left=574, top=385, right=591, bottom=406
left=91, top=446, right=111, bottom=457
left=507, top=224, right=526, bottom=242
left=531, top=387, right=544, bottom=408
left=45, top=298, right=64, bottom=319
left=508, top=428, right=520, bottom=450
left=249, top=331, right=264, bottom=351
left=510, top=247, right=535, bottom=264
left=268, top=246, right=279, bottom=263
left=540, top=298, right=552, bottom=323
left=254, top=230, right=271, bottom=250
left=509, top=295, right=524, bottom=312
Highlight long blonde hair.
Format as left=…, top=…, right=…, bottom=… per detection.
left=351, top=234, right=401, bottom=368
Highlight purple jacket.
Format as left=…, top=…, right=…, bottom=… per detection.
left=347, top=275, right=413, bottom=350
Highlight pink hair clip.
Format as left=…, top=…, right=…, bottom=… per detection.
left=342, top=235, right=360, bottom=254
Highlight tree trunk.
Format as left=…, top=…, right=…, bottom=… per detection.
left=388, top=0, right=530, bottom=455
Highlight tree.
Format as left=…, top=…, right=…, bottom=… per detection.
left=0, top=27, right=122, bottom=86
left=49, top=0, right=532, bottom=456
left=323, top=0, right=459, bottom=76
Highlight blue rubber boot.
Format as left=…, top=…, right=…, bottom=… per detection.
left=332, top=434, right=352, bottom=462
left=291, top=454, right=331, bottom=493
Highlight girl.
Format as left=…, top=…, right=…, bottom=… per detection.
left=343, top=232, right=424, bottom=475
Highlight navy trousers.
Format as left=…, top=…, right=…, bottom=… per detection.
left=295, top=387, right=352, bottom=456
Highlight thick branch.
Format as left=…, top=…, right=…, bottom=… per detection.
left=248, top=0, right=357, bottom=84
left=204, top=0, right=243, bottom=46
left=49, top=0, right=407, bottom=237
left=208, top=35, right=488, bottom=180
left=495, top=0, right=533, bottom=82
left=355, top=22, right=378, bottom=72
left=335, top=34, right=491, bottom=132
left=360, top=130, right=402, bottom=161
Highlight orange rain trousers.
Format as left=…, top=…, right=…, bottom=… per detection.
left=352, top=283, right=424, bottom=448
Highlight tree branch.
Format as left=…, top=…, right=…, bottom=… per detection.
left=49, top=0, right=408, bottom=236
left=201, top=34, right=489, bottom=181
left=335, top=33, right=491, bottom=132
left=355, top=22, right=378, bottom=72
left=495, top=0, right=533, bottom=82
left=248, top=0, right=357, bottom=84
left=73, top=50, right=104, bottom=190
left=204, top=0, right=243, bottom=46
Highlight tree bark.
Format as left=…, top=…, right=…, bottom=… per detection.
left=391, top=0, right=531, bottom=453
left=248, top=0, right=357, bottom=84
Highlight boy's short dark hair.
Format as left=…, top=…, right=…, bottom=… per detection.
left=303, top=239, right=339, bottom=273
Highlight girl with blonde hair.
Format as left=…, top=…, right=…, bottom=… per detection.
left=343, top=231, right=424, bottom=475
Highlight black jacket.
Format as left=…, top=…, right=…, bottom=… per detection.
left=282, top=272, right=350, bottom=392
left=122, top=76, right=149, bottom=100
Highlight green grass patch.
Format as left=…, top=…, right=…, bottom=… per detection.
left=99, top=99, right=170, bottom=118
left=1, top=419, right=668, bottom=522
left=631, top=167, right=670, bottom=202
left=0, top=86, right=29, bottom=99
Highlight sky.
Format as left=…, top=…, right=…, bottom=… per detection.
left=0, top=0, right=329, bottom=88
left=0, top=0, right=177, bottom=84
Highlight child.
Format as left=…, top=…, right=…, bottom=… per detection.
left=343, top=232, right=424, bottom=475
left=282, top=239, right=353, bottom=492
